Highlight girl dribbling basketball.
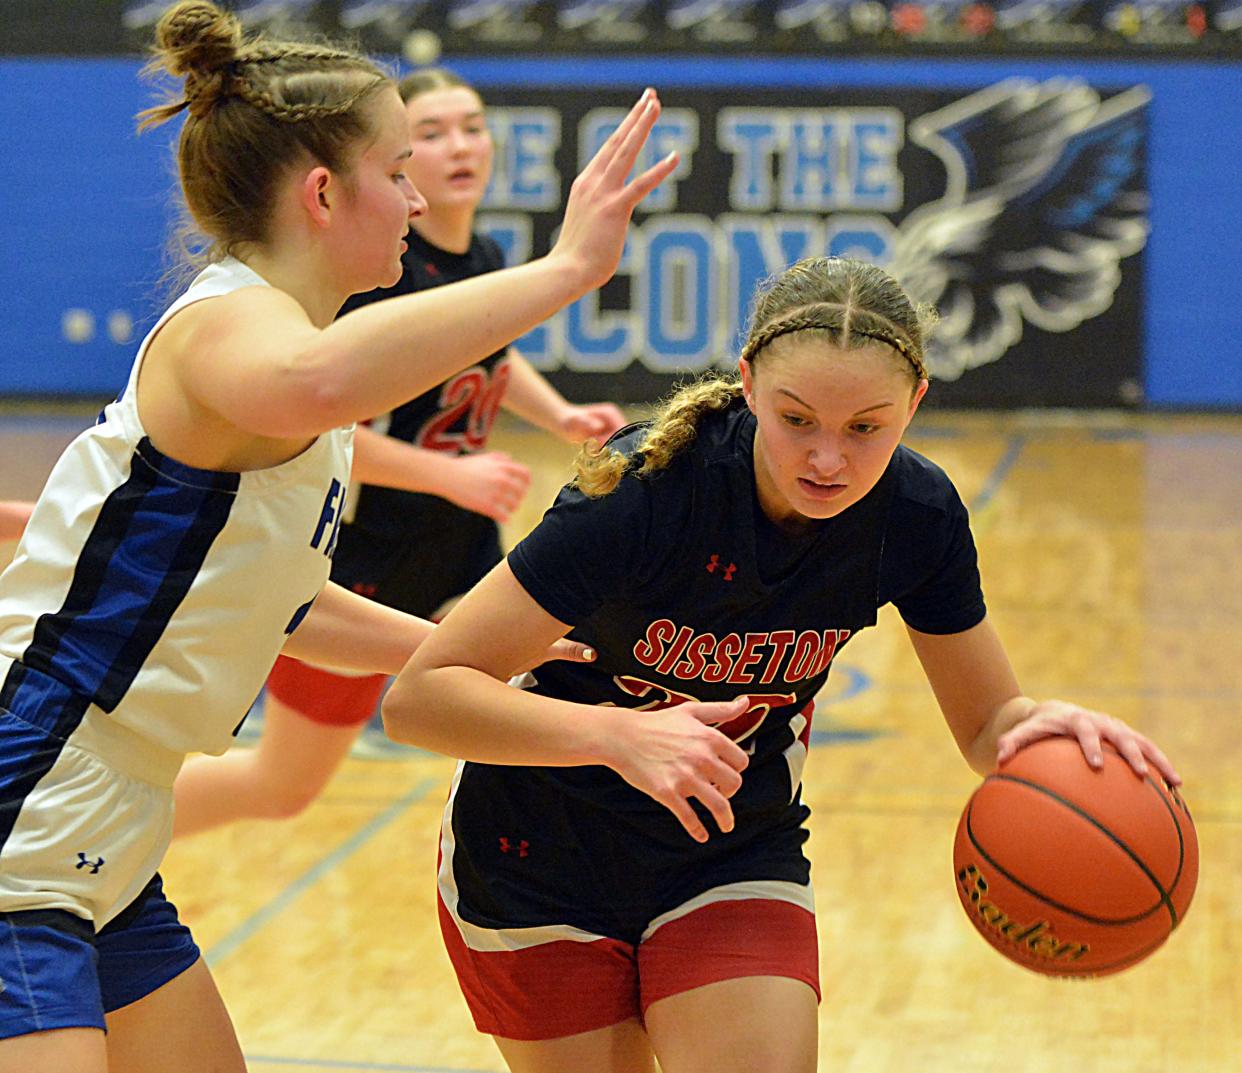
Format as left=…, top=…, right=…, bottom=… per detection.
left=384, top=256, right=1182, bottom=1073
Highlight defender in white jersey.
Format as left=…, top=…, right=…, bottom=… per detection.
left=0, top=4, right=680, bottom=1070
left=0, top=258, right=354, bottom=927
left=170, top=68, right=629, bottom=839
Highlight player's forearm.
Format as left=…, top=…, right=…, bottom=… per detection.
left=282, top=582, right=435, bottom=676
left=309, top=259, right=584, bottom=427
left=964, top=695, right=1037, bottom=775
left=350, top=425, right=460, bottom=497
left=500, top=352, right=575, bottom=438
left=382, top=664, right=620, bottom=767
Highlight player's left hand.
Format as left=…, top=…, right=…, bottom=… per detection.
left=557, top=402, right=627, bottom=444
left=996, top=699, right=1181, bottom=786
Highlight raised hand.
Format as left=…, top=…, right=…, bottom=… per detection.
left=604, top=696, right=751, bottom=843
left=550, top=88, right=680, bottom=295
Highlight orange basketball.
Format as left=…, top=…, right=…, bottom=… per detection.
left=952, top=736, right=1197, bottom=977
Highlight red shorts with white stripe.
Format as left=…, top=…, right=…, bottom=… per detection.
left=264, top=654, right=387, bottom=728
left=437, top=879, right=819, bottom=1041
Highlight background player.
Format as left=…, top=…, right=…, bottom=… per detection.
left=172, top=68, right=626, bottom=836
left=0, top=3, right=707, bottom=1070
left=384, top=257, right=1181, bottom=1073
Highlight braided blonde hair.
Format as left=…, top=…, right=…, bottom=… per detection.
left=138, top=1, right=392, bottom=263
left=574, top=257, right=936, bottom=497
left=574, top=377, right=742, bottom=497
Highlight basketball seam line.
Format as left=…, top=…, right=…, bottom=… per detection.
left=982, top=774, right=1179, bottom=928
left=1142, top=773, right=1189, bottom=894
left=966, top=806, right=1164, bottom=928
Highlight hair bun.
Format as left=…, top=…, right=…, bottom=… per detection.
left=153, top=1, right=242, bottom=79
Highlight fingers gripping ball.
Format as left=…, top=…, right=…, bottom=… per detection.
left=952, top=737, right=1198, bottom=977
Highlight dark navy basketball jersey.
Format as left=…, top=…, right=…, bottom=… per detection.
left=504, top=397, right=986, bottom=833
left=443, top=398, right=985, bottom=940
left=336, top=230, right=510, bottom=544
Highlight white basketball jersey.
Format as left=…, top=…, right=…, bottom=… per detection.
left=0, top=258, right=354, bottom=763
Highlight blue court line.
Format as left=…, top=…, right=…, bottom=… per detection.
left=246, top=1057, right=501, bottom=1073
left=808, top=723, right=884, bottom=746
left=204, top=777, right=438, bottom=967
left=809, top=665, right=884, bottom=745
left=819, top=663, right=870, bottom=705
left=969, top=434, right=1027, bottom=513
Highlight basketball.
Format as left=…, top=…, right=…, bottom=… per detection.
left=953, top=736, right=1198, bottom=977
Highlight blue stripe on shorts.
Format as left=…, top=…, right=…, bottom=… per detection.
left=0, top=874, right=199, bottom=1038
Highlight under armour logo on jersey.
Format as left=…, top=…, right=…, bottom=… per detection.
left=75, top=853, right=105, bottom=874
left=706, top=554, right=737, bottom=581
left=499, top=837, right=529, bottom=858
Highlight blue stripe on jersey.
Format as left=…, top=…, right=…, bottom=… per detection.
left=23, top=438, right=238, bottom=713
left=0, top=661, right=91, bottom=850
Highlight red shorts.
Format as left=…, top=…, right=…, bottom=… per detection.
left=438, top=879, right=820, bottom=1041
left=264, top=654, right=387, bottom=728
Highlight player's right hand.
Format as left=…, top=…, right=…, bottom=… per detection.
left=996, top=699, right=1181, bottom=786
left=444, top=451, right=532, bottom=522
left=606, top=696, right=750, bottom=843
left=550, top=88, right=679, bottom=295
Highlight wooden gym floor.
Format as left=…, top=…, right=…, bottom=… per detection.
left=0, top=404, right=1237, bottom=1072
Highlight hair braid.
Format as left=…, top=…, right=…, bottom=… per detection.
left=226, top=43, right=388, bottom=123
left=229, top=76, right=379, bottom=123
left=138, top=1, right=242, bottom=127
left=137, top=1, right=393, bottom=266
left=739, top=308, right=845, bottom=366
left=573, top=379, right=743, bottom=498
left=740, top=302, right=927, bottom=380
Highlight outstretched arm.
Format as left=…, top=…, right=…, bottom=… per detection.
left=282, top=579, right=592, bottom=678
left=501, top=351, right=627, bottom=444
left=175, top=92, right=676, bottom=441
left=907, top=617, right=1180, bottom=784
left=383, top=560, right=751, bottom=843
left=280, top=581, right=434, bottom=675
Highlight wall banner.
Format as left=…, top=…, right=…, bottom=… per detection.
left=477, top=78, right=1148, bottom=408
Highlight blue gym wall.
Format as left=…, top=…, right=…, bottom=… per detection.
left=1, top=55, right=1238, bottom=408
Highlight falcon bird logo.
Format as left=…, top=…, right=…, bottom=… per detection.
left=891, top=79, right=1151, bottom=381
